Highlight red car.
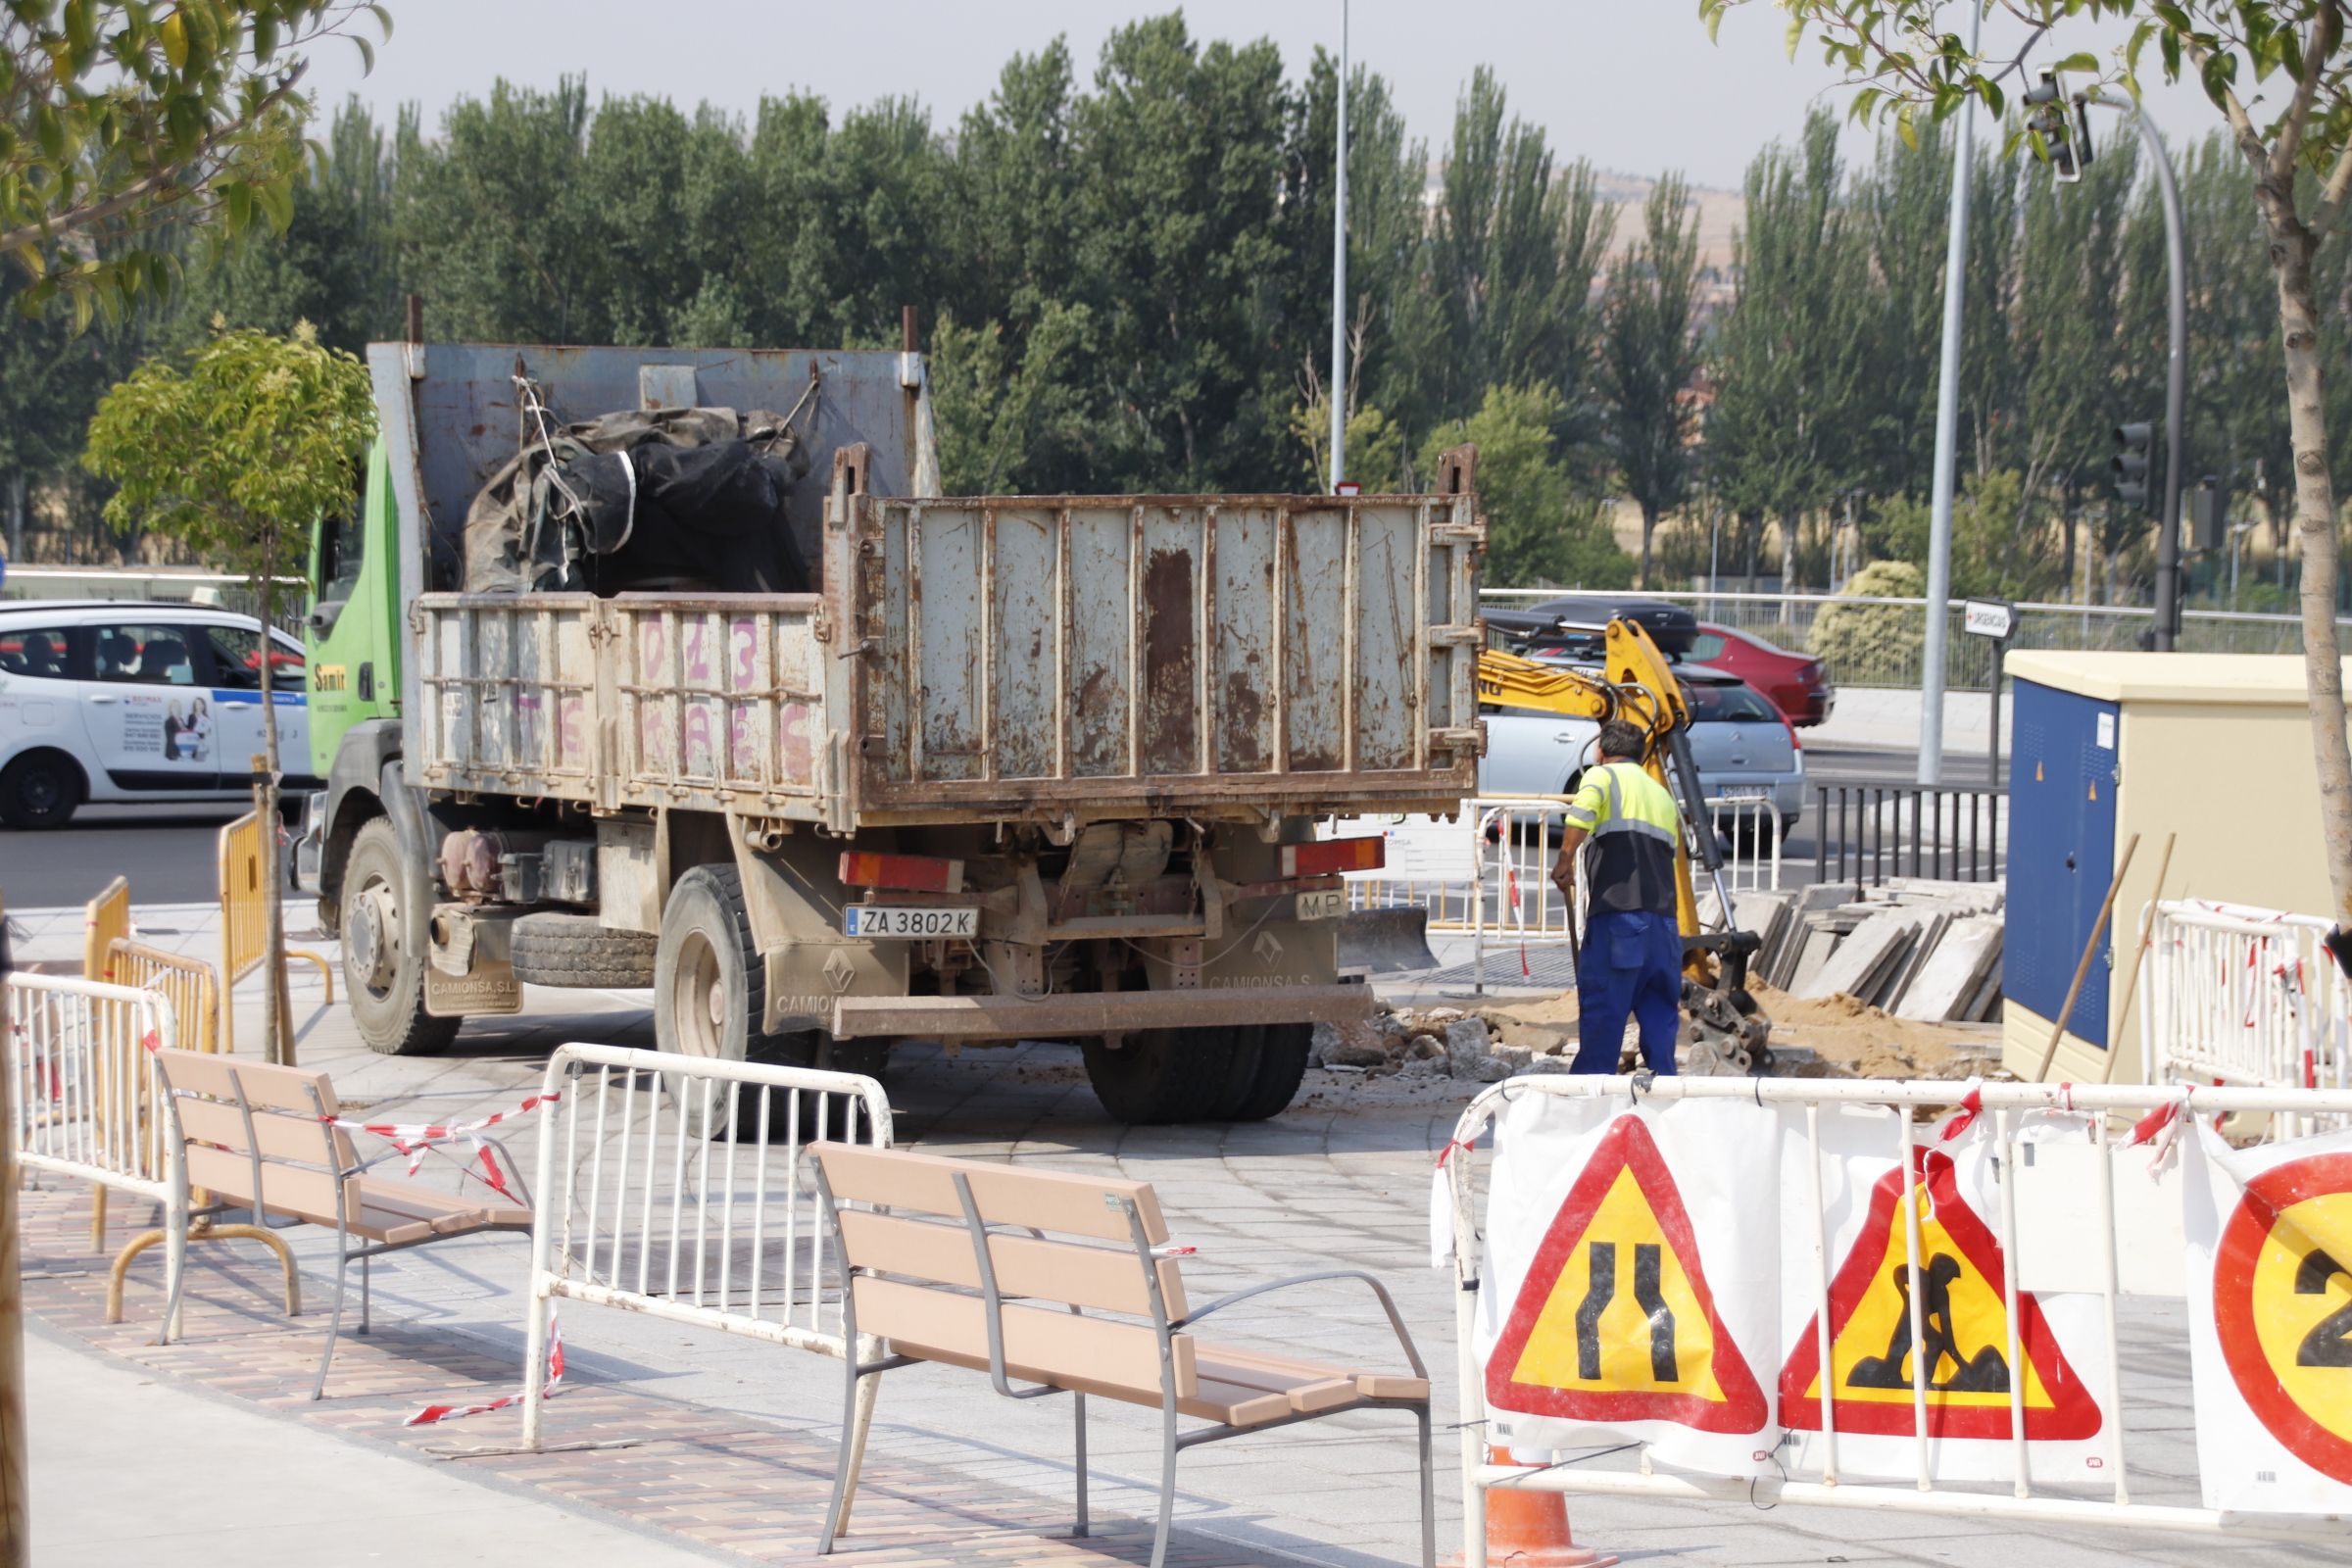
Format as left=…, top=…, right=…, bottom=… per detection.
left=1690, top=623, right=1836, bottom=726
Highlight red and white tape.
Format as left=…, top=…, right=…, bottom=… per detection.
left=406, top=1308, right=564, bottom=1427
left=326, top=1090, right=561, bottom=1195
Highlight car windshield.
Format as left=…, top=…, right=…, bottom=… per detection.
left=1683, top=681, right=1779, bottom=723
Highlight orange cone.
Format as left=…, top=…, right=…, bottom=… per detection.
left=1481, top=1446, right=1617, bottom=1568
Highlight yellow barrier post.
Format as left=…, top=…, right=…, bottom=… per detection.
left=80, top=876, right=129, bottom=983
left=218, top=809, right=332, bottom=1066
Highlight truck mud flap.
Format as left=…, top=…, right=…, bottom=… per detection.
left=1336, top=907, right=1440, bottom=976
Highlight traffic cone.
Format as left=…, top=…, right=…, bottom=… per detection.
left=1480, top=1446, right=1616, bottom=1568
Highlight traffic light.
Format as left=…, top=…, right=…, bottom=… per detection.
left=2112, top=421, right=2151, bottom=509
left=2191, top=474, right=2230, bottom=552
left=2024, top=70, right=2091, bottom=183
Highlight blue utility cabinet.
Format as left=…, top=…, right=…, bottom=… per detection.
left=2003, top=678, right=2121, bottom=1051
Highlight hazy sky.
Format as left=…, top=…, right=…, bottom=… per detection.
left=305, top=2, right=2235, bottom=190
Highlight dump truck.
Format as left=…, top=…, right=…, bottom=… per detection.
left=298, top=338, right=1487, bottom=1123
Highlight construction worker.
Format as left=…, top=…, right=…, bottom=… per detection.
left=1549, top=717, right=1684, bottom=1075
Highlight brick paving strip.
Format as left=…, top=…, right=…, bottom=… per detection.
left=23, top=1188, right=1273, bottom=1568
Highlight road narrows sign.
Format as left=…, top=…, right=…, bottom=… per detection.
left=1486, top=1114, right=1768, bottom=1432
left=1779, top=1149, right=2102, bottom=1440
left=2213, top=1151, right=2352, bottom=1483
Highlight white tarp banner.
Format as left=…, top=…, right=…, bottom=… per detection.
left=1462, top=1093, right=2117, bottom=1485
left=1475, top=1093, right=1780, bottom=1477
left=2183, top=1120, right=2352, bottom=1512
left=1773, top=1109, right=2115, bottom=1484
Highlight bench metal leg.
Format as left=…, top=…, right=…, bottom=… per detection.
left=312, top=1250, right=351, bottom=1401
left=359, top=1253, right=371, bottom=1336
left=834, top=1364, right=881, bottom=1539
left=1415, top=1403, right=1436, bottom=1568
left=1073, top=1393, right=1089, bottom=1538
left=820, top=1362, right=876, bottom=1554
left=1151, top=1399, right=1177, bottom=1568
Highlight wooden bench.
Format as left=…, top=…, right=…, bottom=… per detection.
left=151, top=1049, right=532, bottom=1398
left=808, top=1142, right=1434, bottom=1568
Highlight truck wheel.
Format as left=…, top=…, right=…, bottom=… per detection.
left=656, top=863, right=810, bottom=1137
left=1226, top=1022, right=1313, bottom=1121
left=341, top=817, right=461, bottom=1056
left=1082, top=1028, right=1242, bottom=1125
left=511, top=912, right=659, bottom=988
left=0, top=750, right=83, bottom=829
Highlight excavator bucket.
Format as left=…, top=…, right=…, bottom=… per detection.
left=1337, top=906, right=1443, bottom=975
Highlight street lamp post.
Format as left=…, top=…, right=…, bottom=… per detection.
left=1917, top=0, right=1982, bottom=786
left=2051, top=90, right=2186, bottom=649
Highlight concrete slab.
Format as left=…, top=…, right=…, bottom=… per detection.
left=1798, top=909, right=1921, bottom=1001
left=1898, top=915, right=2004, bottom=1022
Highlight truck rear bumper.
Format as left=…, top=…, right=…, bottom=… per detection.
left=829, top=984, right=1376, bottom=1041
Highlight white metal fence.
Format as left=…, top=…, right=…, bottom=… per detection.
left=3, top=973, right=183, bottom=1298
left=1442, top=1073, right=2352, bottom=1554
left=518, top=1043, right=894, bottom=1452
left=1483, top=587, right=2338, bottom=692
left=2142, top=899, right=2351, bottom=1140
left=1326, top=793, right=1782, bottom=979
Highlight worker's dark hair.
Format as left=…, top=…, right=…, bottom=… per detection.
left=1595, top=718, right=1646, bottom=761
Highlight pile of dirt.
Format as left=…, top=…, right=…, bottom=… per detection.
left=1747, top=981, right=2001, bottom=1079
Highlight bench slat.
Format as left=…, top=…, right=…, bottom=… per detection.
left=174, top=1095, right=347, bottom=1165
left=1195, top=1342, right=1428, bottom=1401
left=853, top=1276, right=1197, bottom=1398
left=155, top=1049, right=338, bottom=1115
left=834, top=1209, right=1190, bottom=1319
left=814, top=1144, right=1169, bottom=1244
left=184, top=1143, right=345, bottom=1227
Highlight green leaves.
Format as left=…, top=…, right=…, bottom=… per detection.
left=82, top=323, right=375, bottom=574
left=0, top=3, right=391, bottom=326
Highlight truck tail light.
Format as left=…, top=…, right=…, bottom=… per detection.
left=1281, top=837, right=1385, bottom=878
left=838, top=851, right=965, bottom=894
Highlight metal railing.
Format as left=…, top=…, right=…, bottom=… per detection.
left=1482, top=587, right=2337, bottom=691
left=1814, top=782, right=2004, bottom=886
left=1326, top=793, right=1783, bottom=987
left=3, top=973, right=184, bottom=1325
left=519, top=1042, right=894, bottom=1451
left=1441, top=1073, right=2352, bottom=1555
left=2142, top=899, right=2351, bottom=1140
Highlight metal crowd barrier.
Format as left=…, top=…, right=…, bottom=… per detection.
left=218, top=808, right=334, bottom=1056
left=519, top=1043, right=894, bottom=1465
left=2143, top=899, right=2351, bottom=1140
left=3, top=973, right=186, bottom=1325
left=1441, top=1074, right=2352, bottom=1553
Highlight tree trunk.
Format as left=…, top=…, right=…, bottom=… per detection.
left=256, top=560, right=291, bottom=1066
left=1779, top=508, right=1799, bottom=595
left=1741, top=510, right=1759, bottom=593
left=1639, top=500, right=1659, bottom=588
left=4, top=473, right=21, bottom=564
left=2266, top=214, right=2352, bottom=926
left=0, top=898, right=27, bottom=1567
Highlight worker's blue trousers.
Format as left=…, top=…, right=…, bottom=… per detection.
left=1572, top=907, right=1684, bottom=1075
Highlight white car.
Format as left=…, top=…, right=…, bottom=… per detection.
left=0, top=601, right=315, bottom=829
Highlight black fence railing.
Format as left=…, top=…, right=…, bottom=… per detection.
left=1813, top=783, right=2004, bottom=887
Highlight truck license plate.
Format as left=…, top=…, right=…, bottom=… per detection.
left=1295, top=889, right=1348, bottom=921
left=844, top=906, right=978, bottom=939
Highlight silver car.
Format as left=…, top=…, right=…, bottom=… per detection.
left=1478, top=663, right=1804, bottom=833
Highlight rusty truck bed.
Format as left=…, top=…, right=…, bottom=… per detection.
left=415, top=459, right=1483, bottom=827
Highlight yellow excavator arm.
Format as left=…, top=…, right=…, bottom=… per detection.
left=1476, top=616, right=1773, bottom=1073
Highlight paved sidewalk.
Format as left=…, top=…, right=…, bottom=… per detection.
left=28, top=1327, right=727, bottom=1565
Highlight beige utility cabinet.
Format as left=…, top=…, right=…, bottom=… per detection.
left=1999, top=651, right=2348, bottom=1084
